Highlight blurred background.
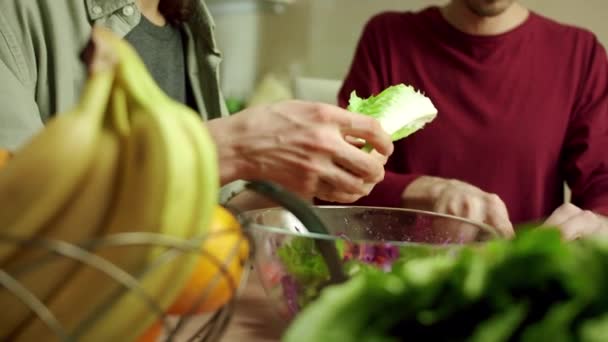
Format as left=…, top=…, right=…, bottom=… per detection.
left=207, top=0, right=608, bottom=108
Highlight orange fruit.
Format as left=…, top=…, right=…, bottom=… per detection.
left=0, top=148, right=12, bottom=169
left=167, top=206, right=250, bottom=315
left=136, top=320, right=162, bottom=342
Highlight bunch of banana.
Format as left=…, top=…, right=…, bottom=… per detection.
left=0, top=26, right=220, bottom=342
left=0, top=40, right=120, bottom=339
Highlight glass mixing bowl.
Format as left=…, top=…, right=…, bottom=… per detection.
left=240, top=206, right=499, bottom=321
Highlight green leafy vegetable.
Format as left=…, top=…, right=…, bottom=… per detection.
left=283, top=229, right=608, bottom=342
left=579, top=313, right=608, bottom=342
left=277, top=237, right=333, bottom=282
left=277, top=237, right=334, bottom=307
left=276, top=236, right=439, bottom=311
left=347, top=84, right=438, bottom=151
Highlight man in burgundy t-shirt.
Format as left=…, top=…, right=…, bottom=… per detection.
left=335, top=0, right=608, bottom=238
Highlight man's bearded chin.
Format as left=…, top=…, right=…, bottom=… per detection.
left=465, top=0, right=515, bottom=17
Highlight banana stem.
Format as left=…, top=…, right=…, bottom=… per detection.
left=87, top=26, right=169, bottom=116
left=78, top=28, right=121, bottom=124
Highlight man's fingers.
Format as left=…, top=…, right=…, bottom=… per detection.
left=544, top=203, right=582, bottom=227
left=316, top=191, right=360, bottom=204
left=484, top=195, right=515, bottom=239
left=339, top=115, right=394, bottom=156
left=558, top=210, right=603, bottom=240
left=462, top=197, right=485, bottom=225
left=332, top=141, right=386, bottom=182
left=297, top=102, right=392, bottom=156
left=542, top=204, right=607, bottom=240
left=344, top=135, right=366, bottom=148
left=434, top=195, right=452, bottom=217
left=315, top=181, right=365, bottom=204
left=370, top=149, right=389, bottom=165
left=485, top=210, right=515, bottom=239
left=318, top=161, right=366, bottom=197
left=433, top=190, right=514, bottom=239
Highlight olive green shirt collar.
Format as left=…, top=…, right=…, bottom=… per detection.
left=85, top=0, right=136, bottom=20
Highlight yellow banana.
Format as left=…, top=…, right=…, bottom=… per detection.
left=84, top=104, right=221, bottom=342
left=173, top=103, right=220, bottom=242
left=16, top=27, right=219, bottom=342
left=93, top=26, right=211, bottom=251
left=15, top=108, right=199, bottom=341
left=80, top=28, right=220, bottom=342
left=11, top=26, right=220, bottom=342
left=76, top=41, right=210, bottom=342
left=0, top=63, right=115, bottom=262
left=0, top=129, right=121, bottom=340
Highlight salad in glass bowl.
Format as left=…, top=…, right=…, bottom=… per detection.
left=240, top=206, right=499, bottom=321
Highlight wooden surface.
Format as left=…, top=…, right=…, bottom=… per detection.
left=174, top=268, right=288, bottom=341
left=221, top=270, right=288, bottom=341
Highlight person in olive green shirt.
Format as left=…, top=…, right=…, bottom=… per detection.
left=0, top=0, right=394, bottom=205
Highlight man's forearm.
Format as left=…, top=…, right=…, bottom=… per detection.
left=205, top=117, right=253, bottom=186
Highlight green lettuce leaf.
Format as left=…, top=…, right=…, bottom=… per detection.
left=282, top=228, right=608, bottom=342
left=347, top=84, right=438, bottom=151
left=579, top=313, right=608, bottom=342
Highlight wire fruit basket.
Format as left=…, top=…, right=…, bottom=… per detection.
left=0, top=181, right=323, bottom=342
left=0, top=221, right=251, bottom=342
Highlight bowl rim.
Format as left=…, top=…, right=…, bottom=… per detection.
left=239, top=205, right=501, bottom=245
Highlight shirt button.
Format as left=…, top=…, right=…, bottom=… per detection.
left=122, top=5, right=134, bottom=16
left=92, top=5, right=102, bottom=15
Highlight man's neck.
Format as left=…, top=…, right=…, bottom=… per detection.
left=136, top=0, right=166, bottom=26
left=440, top=2, right=529, bottom=36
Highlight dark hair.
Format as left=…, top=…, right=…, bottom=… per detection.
left=159, top=0, right=195, bottom=25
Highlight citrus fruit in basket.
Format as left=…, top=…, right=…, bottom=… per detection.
left=0, top=149, right=11, bottom=168
left=136, top=321, right=163, bottom=342
left=168, top=206, right=250, bottom=315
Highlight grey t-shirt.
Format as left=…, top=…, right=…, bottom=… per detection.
left=125, top=16, right=187, bottom=104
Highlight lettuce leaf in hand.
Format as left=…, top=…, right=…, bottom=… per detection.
left=348, top=84, right=438, bottom=151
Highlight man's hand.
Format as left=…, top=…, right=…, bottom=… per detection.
left=207, top=100, right=394, bottom=203
left=543, top=203, right=608, bottom=240
left=402, top=176, right=515, bottom=238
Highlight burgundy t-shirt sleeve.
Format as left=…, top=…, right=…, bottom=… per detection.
left=563, top=35, right=608, bottom=216
left=317, top=14, right=422, bottom=207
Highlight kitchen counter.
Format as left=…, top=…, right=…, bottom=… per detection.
left=221, top=270, right=288, bottom=341
left=174, top=268, right=288, bottom=341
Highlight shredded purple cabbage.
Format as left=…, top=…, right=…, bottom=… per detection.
left=359, top=245, right=376, bottom=262
left=342, top=241, right=400, bottom=270
left=281, top=275, right=300, bottom=317
left=277, top=236, right=402, bottom=318
left=382, top=243, right=399, bottom=259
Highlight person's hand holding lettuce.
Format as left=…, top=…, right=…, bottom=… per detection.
left=317, top=84, right=437, bottom=207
